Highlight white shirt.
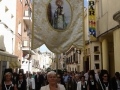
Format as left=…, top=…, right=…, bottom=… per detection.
left=40, top=84, right=65, bottom=90
left=26, top=77, right=35, bottom=90
left=84, top=73, right=89, bottom=81
left=77, top=81, right=87, bottom=90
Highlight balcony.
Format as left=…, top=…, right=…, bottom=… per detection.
left=23, top=10, right=32, bottom=30
left=22, top=40, right=35, bottom=55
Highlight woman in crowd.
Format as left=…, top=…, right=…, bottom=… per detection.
left=16, top=72, right=27, bottom=90
left=0, top=69, right=17, bottom=90
left=77, top=76, right=87, bottom=90
left=41, top=71, right=66, bottom=90
left=98, top=71, right=111, bottom=90
left=87, top=72, right=98, bottom=90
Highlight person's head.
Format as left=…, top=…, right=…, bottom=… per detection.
left=115, top=72, right=120, bottom=79
left=57, top=74, right=61, bottom=83
left=37, top=72, right=40, bottom=75
left=97, top=69, right=101, bottom=75
left=33, top=72, right=36, bottom=75
left=4, top=72, right=12, bottom=81
left=102, top=73, right=108, bottom=81
left=56, top=0, right=63, bottom=6
left=75, top=74, right=79, bottom=81
left=29, top=74, right=32, bottom=78
left=87, top=70, right=90, bottom=73
left=89, top=74, right=94, bottom=79
left=19, top=73, right=24, bottom=79
left=47, top=71, right=57, bottom=85
left=81, top=76, right=85, bottom=82
left=71, top=73, right=75, bottom=79
left=26, top=71, right=28, bottom=74
left=64, top=71, right=67, bottom=75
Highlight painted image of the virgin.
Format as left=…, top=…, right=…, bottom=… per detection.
left=47, top=0, right=71, bottom=30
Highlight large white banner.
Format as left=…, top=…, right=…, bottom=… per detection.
left=32, top=0, right=84, bottom=54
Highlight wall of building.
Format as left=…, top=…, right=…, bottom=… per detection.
left=96, top=0, right=120, bottom=77
left=14, top=0, right=23, bottom=62
left=0, top=0, right=17, bottom=53
left=39, top=52, right=52, bottom=71
left=97, top=0, right=120, bottom=36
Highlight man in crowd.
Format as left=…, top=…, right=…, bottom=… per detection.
left=63, top=71, right=70, bottom=90
left=35, top=72, right=44, bottom=90
left=84, top=70, right=90, bottom=81
left=111, top=72, right=120, bottom=90
left=68, top=73, right=77, bottom=90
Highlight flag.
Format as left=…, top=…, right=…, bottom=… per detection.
left=88, top=0, right=97, bottom=41
left=32, top=0, right=84, bottom=54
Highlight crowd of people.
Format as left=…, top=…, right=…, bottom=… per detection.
left=0, top=68, right=120, bottom=90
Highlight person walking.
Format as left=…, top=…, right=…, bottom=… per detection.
left=68, top=73, right=77, bottom=90
left=16, top=73, right=27, bottom=90
left=98, top=71, right=111, bottom=90
left=77, top=76, right=87, bottom=90
left=26, top=74, right=35, bottom=90
left=0, top=69, right=17, bottom=90
left=87, top=72, right=98, bottom=90
left=35, top=72, right=44, bottom=90
left=111, top=72, right=120, bottom=90
left=40, top=71, right=66, bottom=90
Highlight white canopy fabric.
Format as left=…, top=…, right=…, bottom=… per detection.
left=32, top=0, right=84, bottom=54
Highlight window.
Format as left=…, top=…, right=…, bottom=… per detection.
left=95, top=64, right=100, bottom=69
left=23, top=41, right=28, bottom=47
left=71, top=56, right=72, bottom=62
left=94, top=55, right=99, bottom=60
left=18, top=22, right=22, bottom=35
left=94, top=46, right=99, bottom=52
left=73, top=53, right=75, bottom=61
left=24, top=10, right=29, bottom=17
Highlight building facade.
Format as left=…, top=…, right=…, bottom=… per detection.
left=81, top=0, right=120, bottom=76
left=95, top=0, right=120, bottom=77
left=80, top=7, right=102, bottom=73
left=0, top=0, right=21, bottom=81
left=64, top=47, right=81, bottom=72
left=39, top=52, right=53, bottom=71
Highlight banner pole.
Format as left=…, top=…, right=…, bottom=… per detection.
left=56, top=54, right=58, bottom=74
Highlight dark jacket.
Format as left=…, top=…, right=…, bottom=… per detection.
left=16, top=79, right=27, bottom=90
left=111, top=77, right=120, bottom=90
left=98, top=81, right=111, bottom=90
left=35, top=74, right=44, bottom=90
left=68, top=77, right=77, bottom=90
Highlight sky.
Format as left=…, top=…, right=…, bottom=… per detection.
left=39, top=0, right=88, bottom=52
left=84, top=0, right=88, bottom=7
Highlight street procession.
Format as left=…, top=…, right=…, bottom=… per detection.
left=0, top=0, right=120, bottom=90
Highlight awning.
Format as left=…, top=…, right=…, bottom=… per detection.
left=0, top=51, right=21, bottom=68
left=9, top=61, right=21, bottom=68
